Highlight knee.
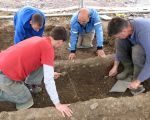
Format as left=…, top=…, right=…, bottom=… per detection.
left=132, top=45, right=145, bottom=67
left=116, top=39, right=132, bottom=51
left=15, top=84, right=33, bottom=104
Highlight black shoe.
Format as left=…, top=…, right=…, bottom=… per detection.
left=130, top=85, right=145, bottom=96
left=26, top=84, right=42, bottom=94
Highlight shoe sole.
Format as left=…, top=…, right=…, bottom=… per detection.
left=130, top=85, right=145, bottom=96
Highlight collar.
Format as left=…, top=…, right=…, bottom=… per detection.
left=128, top=19, right=135, bottom=40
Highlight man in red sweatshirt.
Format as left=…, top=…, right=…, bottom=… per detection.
left=0, top=26, right=72, bottom=117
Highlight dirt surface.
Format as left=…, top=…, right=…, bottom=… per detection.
left=1, top=92, right=150, bottom=120
left=1, top=9, right=150, bottom=120
left=0, top=55, right=150, bottom=113
left=0, top=15, right=118, bottom=113
left=0, top=15, right=115, bottom=55
left=0, top=55, right=115, bottom=112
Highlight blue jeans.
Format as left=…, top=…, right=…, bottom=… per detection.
left=0, top=67, right=43, bottom=105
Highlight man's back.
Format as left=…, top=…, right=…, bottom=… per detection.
left=0, top=36, right=54, bottom=81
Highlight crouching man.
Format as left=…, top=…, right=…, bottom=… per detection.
left=0, top=26, right=72, bottom=117
left=107, top=17, right=150, bottom=95
left=14, top=6, right=46, bottom=44
left=69, top=8, right=106, bottom=60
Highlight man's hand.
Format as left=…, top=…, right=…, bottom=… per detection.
left=128, top=80, right=141, bottom=89
left=54, top=72, right=61, bottom=79
left=69, top=53, right=76, bottom=60
left=55, top=103, right=73, bottom=117
left=97, top=49, right=106, bottom=58
left=109, top=66, right=118, bottom=77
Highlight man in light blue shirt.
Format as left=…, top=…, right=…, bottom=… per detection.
left=69, top=8, right=106, bottom=60
left=107, top=17, right=150, bottom=94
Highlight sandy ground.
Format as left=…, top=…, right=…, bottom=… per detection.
left=1, top=92, right=150, bottom=120
left=1, top=18, right=150, bottom=119
left=1, top=3, right=150, bottom=120
left=0, top=0, right=138, bottom=10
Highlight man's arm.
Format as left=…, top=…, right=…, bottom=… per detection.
left=94, top=23, right=103, bottom=49
left=109, top=49, right=120, bottom=77
left=129, top=32, right=150, bottom=89
left=93, top=10, right=106, bottom=57
left=43, top=64, right=60, bottom=104
left=70, top=28, right=78, bottom=53
left=94, top=22, right=105, bottom=57
left=69, top=24, right=78, bottom=60
left=93, top=11, right=104, bottom=50
left=109, top=60, right=120, bottom=77
left=14, top=23, right=25, bottom=44
left=43, top=64, right=72, bottom=117
left=136, top=32, right=150, bottom=82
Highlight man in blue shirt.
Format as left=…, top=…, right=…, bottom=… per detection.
left=14, top=6, right=46, bottom=44
left=69, top=8, right=106, bottom=60
left=107, top=17, right=150, bottom=94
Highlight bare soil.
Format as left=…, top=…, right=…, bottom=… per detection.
left=1, top=12, right=150, bottom=120
left=1, top=92, right=150, bottom=120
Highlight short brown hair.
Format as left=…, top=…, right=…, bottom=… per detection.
left=107, top=17, right=128, bottom=37
left=50, top=26, right=68, bottom=41
left=31, top=14, right=43, bottom=27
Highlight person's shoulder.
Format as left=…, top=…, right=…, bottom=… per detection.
left=70, top=12, right=80, bottom=29
left=32, top=7, right=45, bottom=15
left=19, top=6, right=43, bottom=14
left=27, top=36, right=42, bottom=42
left=132, top=18, right=150, bottom=26
left=89, top=8, right=98, bottom=14
left=16, top=6, right=35, bottom=17
left=18, top=6, right=34, bottom=12
left=29, top=37, right=50, bottom=49
left=89, top=8, right=99, bottom=19
left=71, top=12, right=78, bottom=23
left=40, top=37, right=52, bottom=45
left=89, top=8, right=97, bottom=12
left=30, top=6, right=46, bottom=19
left=39, top=37, right=54, bottom=52
left=134, top=18, right=150, bottom=22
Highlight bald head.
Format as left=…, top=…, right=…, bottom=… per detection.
left=78, top=8, right=89, bottom=25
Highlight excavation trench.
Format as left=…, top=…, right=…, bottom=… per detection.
left=1, top=54, right=150, bottom=112
left=0, top=15, right=150, bottom=119
left=0, top=55, right=116, bottom=111
left=0, top=16, right=117, bottom=112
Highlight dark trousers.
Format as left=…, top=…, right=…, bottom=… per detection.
left=116, top=39, right=146, bottom=67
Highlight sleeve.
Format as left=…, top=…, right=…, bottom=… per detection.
left=115, top=54, right=120, bottom=62
left=14, top=20, right=26, bottom=44
left=70, top=22, right=79, bottom=53
left=137, top=32, right=150, bottom=82
left=115, top=40, right=120, bottom=62
left=93, top=10, right=104, bottom=49
left=43, top=64, right=60, bottom=105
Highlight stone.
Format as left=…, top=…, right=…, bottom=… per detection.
left=90, top=102, right=99, bottom=110
left=109, top=80, right=131, bottom=92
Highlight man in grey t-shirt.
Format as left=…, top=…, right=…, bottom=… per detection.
left=107, top=17, right=150, bottom=94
